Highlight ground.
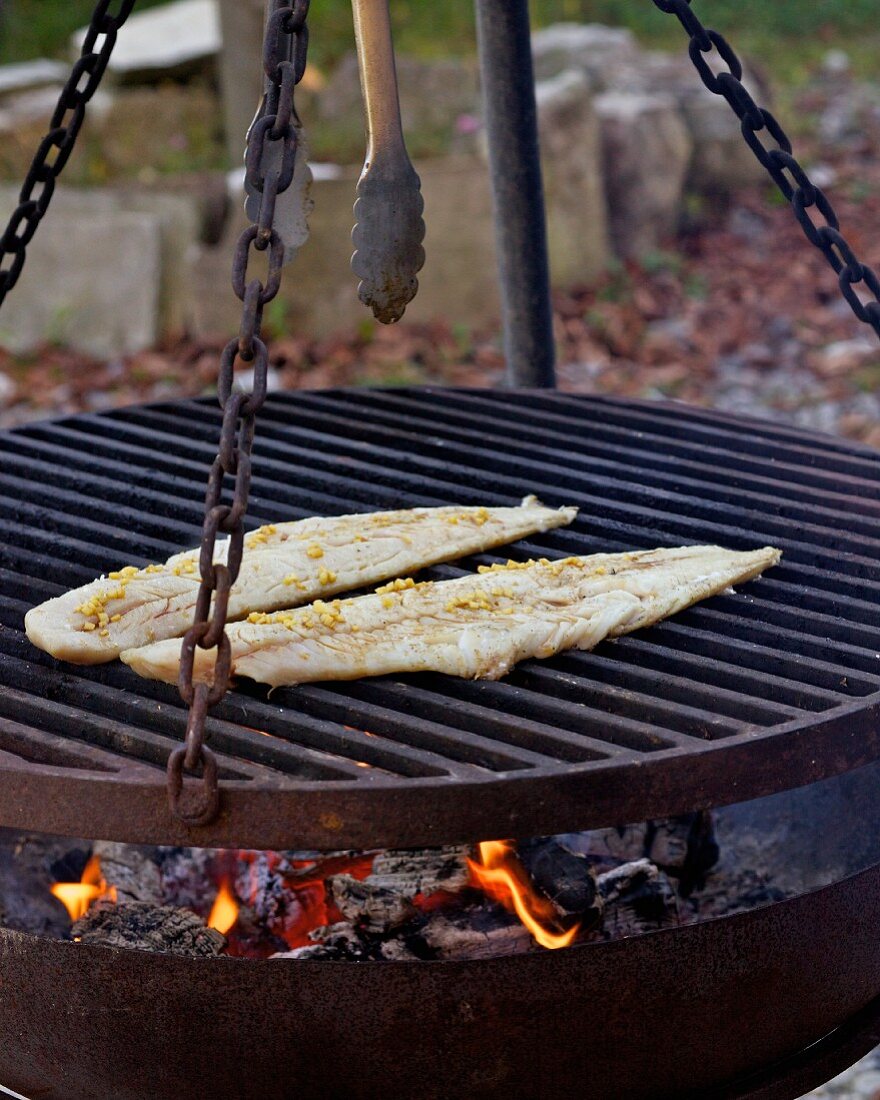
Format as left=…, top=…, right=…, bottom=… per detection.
left=4, top=9, right=880, bottom=438
left=4, top=75, right=880, bottom=445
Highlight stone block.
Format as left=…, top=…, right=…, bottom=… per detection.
left=314, top=51, right=481, bottom=163
left=0, top=185, right=201, bottom=356
left=71, top=0, right=221, bottom=84
left=192, top=156, right=500, bottom=339
left=0, top=208, right=160, bottom=358
left=595, top=91, right=692, bottom=259
left=0, top=60, right=69, bottom=98
left=531, top=23, right=641, bottom=88
left=536, top=70, right=609, bottom=285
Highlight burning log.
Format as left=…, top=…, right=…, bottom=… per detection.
left=92, top=841, right=163, bottom=905
left=562, top=812, right=719, bottom=894
left=420, top=910, right=534, bottom=960
left=329, top=846, right=470, bottom=934
left=0, top=830, right=79, bottom=938
left=596, top=859, right=679, bottom=938
left=275, top=919, right=378, bottom=963
left=517, top=836, right=600, bottom=917
left=71, top=900, right=227, bottom=957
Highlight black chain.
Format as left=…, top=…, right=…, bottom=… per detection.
left=653, top=0, right=880, bottom=340
left=0, top=0, right=138, bottom=308
left=169, top=0, right=310, bottom=827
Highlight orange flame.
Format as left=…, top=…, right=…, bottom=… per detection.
left=208, top=879, right=240, bottom=936
left=50, top=855, right=117, bottom=922
left=468, top=840, right=579, bottom=950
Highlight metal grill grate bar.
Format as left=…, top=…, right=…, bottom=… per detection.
left=1, top=390, right=879, bottom=847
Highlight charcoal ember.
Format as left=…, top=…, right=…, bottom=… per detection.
left=235, top=851, right=334, bottom=946
left=379, top=938, right=419, bottom=961
left=560, top=824, right=649, bottom=865
left=330, top=875, right=416, bottom=932
left=688, top=867, right=788, bottom=921
left=272, top=922, right=374, bottom=961
left=0, top=834, right=77, bottom=938
left=71, top=901, right=226, bottom=957
left=369, top=846, right=470, bottom=896
left=597, top=859, right=678, bottom=937
left=155, top=846, right=219, bottom=916
left=419, top=909, right=535, bottom=960
left=517, top=836, right=600, bottom=916
left=330, top=845, right=470, bottom=933
left=92, top=842, right=163, bottom=904
left=561, top=813, right=719, bottom=892
left=646, top=811, right=719, bottom=893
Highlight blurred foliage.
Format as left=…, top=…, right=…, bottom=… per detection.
left=1, top=0, right=879, bottom=74
left=0, top=0, right=167, bottom=62
left=538, top=0, right=880, bottom=38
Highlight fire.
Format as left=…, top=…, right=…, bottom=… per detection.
left=207, top=879, right=240, bottom=935
left=50, top=855, right=117, bottom=922
left=468, top=840, right=580, bottom=950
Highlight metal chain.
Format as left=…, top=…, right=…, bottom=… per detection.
left=169, top=0, right=311, bottom=826
left=653, top=0, right=880, bottom=340
left=0, top=0, right=138, bottom=308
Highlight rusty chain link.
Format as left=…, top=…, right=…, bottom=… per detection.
left=653, top=0, right=880, bottom=340
left=169, top=0, right=310, bottom=826
left=0, top=0, right=138, bottom=308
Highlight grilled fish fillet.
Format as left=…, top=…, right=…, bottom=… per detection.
left=25, top=496, right=576, bottom=664
left=121, top=545, right=781, bottom=688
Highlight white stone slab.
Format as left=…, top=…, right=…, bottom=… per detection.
left=71, top=0, right=221, bottom=80
left=0, top=201, right=161, bottom=358
left=0, top=59, right=68, bottom=97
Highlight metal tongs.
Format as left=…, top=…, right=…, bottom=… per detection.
left=350, top=0, right=425, bottom=323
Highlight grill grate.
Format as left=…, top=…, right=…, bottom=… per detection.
left=1, top=388, right=879, bottom=849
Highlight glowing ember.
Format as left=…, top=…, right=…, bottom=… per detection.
left=50, top=855, right=117, bottom=922
left=208, top=879, right=240, bottom=935
left=468, top=840, right=580, bottom=950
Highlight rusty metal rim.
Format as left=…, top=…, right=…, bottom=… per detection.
left=0, top=697, right=876, bottom=849
left=2, top=857, right=880, bottom=1100
left=708, top=993, right=880, bottom=1100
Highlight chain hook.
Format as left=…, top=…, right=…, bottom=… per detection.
left=170, top=0, right=311, bottom=827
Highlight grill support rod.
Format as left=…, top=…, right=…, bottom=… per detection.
left=474, top=0, right=556, bottom=389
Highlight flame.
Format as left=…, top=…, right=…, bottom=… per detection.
left=468, top=840, right=580, bottom=950
left=50, top=855, right=117, bottom=922
left=208, top=879, right=240, bottom=935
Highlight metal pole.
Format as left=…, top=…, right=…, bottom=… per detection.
left=475, top=0, right=556, bottom=389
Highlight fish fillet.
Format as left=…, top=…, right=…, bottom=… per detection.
left=121, top=544, right=781, bottom=689
left=25, top=496, right=576, bottom=664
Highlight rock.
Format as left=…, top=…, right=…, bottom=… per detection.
left=531, top=23, right=641, bottom=87
left=822, top=49, right=851, bottom=78
left=595, top=92, right=692, bottom=259
left=0, top=87, right=77, bottom=133
left=315, top=52, right=481, bottom=162
left=0, top=59, right=69, bottom=98
left=217, top=0, right=265, bottom=166
left=533, top=24, right=765, bottom=209
left=0, top=184, right=201, bottom=356
left=72, top=0, right=221, bottom=85
left=0, top=203, right=160, bottom=358
left=536, top=70, right=610, bottom=284
left=0, top=372, right=15, bottom=408
left=812, top=338, right=878, bottom=377
left=194, top=155, right=502, bottom=339
left=678, top=89, right=763, bottom=201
